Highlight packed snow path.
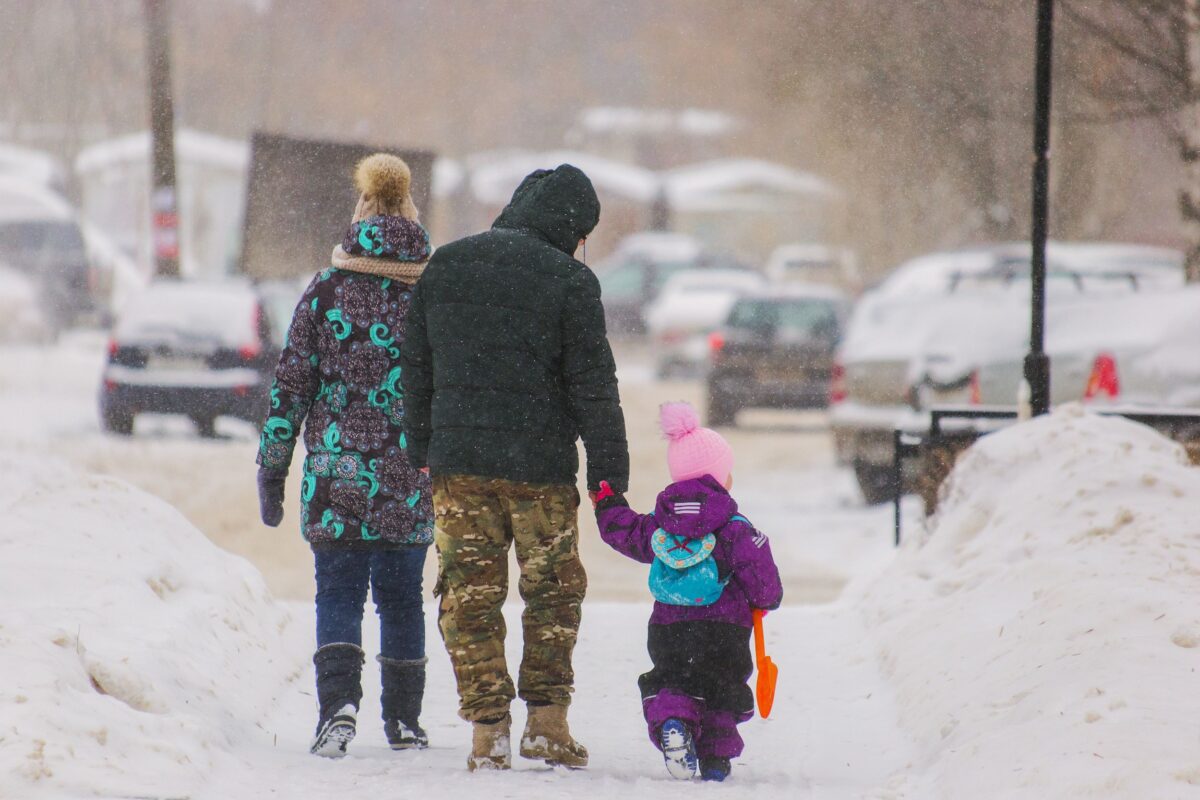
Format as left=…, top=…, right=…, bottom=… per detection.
left=201, top=602, right=916, bottom=799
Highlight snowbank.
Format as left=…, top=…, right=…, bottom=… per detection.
left=857, top=407, right=1200, bottom=798
left=0, top=452, right=302, bottom=799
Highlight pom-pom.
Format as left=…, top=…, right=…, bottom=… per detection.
left=354, top=153, right=411, bottom=203
left=659, top=401, right=700, bottom=441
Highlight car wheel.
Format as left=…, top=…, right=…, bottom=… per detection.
left=102, top=408, right=134, bottom=436
left=707, top=393, right=738, bottom=428
left=853, top=459, right=897, bottom=506
left=193, top=415, right=218, bottom=439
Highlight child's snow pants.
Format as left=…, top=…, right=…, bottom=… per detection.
left=639, top=621, right=755, bottom=760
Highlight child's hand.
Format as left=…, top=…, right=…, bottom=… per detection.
left=589, top=480, right=616, bottom=509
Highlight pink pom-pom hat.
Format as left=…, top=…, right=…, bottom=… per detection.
left=659, top=401, right=734, bottom=484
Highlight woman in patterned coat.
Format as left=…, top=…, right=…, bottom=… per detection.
left=255, top=154, right=433, bottom=757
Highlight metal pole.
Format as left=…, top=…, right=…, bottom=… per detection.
left=1024, top=0, right=1054, bottom=416
left=144, top=0, right=180, bottom=278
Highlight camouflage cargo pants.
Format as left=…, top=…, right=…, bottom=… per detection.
left=432, top=474, right=587, bottom=722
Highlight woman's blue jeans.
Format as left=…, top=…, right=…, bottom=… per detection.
left=313, top=547, right=427, bottom=661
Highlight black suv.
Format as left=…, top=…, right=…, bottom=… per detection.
left=705, top=287, right=848, bottom=426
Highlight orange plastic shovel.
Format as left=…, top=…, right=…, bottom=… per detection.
left=752, top=609, right=778, bottom=718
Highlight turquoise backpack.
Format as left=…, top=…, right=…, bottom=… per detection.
left=648, top=526, right=731, bottom=607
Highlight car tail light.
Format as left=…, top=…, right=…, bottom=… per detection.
left=107, top=339, right=119, bottom=359
left=103, top=379, right=117, bottom=392
left=969, top=370, right=982, bottom=405
left=1084, top=353, right=1120, bottom=400
left=708, top=331, right=726, bottom=356
left=233, top=385, right=250, bottom=397
left=240, top=303, right=265, bottom=361
left=830, top=360, right=847, bottom=405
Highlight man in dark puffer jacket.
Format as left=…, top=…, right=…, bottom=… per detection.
left=401, top=164, right=628, bottom=772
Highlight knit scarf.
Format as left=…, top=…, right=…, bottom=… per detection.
left=331, top=214, right=431, bottom=284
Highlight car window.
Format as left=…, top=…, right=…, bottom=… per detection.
left=647, top=261, right=696, bottom=293
left=0, top=220, right=86, bottom=266
left=728, top=298, right=840, bottom=339
left=599, top=263, right=643, bottom=299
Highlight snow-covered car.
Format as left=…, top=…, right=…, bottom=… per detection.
left=706, top=285, right=849, bottom=426
left=0, top=263, right=52, bottom=343
left=99, top=279, right=281, bottom=437
left=920, top=286, right=1200, bottom=411
left=645, top=268, right=766, bottom=377
left=595, top=233, right=705, bottom=335
left=764, top=243, right=860, bottom=291
left=831, top=242, right=1189, bottom=504
left=0, top=177, right=97, bottom=329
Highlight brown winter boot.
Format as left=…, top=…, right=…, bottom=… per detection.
left=467, top=714, right=512, bottom=772
left=519, top=703, right=588, bottom=768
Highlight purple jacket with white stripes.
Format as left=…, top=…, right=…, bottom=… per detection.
left=595, top=475, right=783, bottom=628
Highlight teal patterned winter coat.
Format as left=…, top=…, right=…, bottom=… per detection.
left=258, top=217, right=434, bottom=548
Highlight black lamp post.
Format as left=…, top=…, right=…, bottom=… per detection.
left=1024, top=0, right=1055, bottom=416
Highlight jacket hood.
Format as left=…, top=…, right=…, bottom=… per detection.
left=492, top=164, right=601, bottom=255
left=653, top=475, right=738, bottom=539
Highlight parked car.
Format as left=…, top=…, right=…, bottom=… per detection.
left=831, top=242, right=1191, bottom=504
left=99, top=279, right=281, bottom=437
left=596, top=233, right=705, bottom=335
left=0, top=177, right=97, bottom=329
left=706, top=285, right=849, bottom=426
left=0, top=262, right=52, bottom=343
left=764, top=243, right=861, bottom=292
left=645, top=267, right=765, bottom=377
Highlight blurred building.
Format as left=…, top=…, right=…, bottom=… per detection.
left=664, top=158, right=834, bottom=264
left=75, top=129, right=248, bottom=280
left=432, top=149, right=659, bottom=259
left=564, top=107, right=740, bottom=169
left=433, top=149, right=834, bottom=265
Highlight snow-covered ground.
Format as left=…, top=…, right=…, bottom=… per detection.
left=5, top=334, right=1200, bottom=798
left=854, top=406, right=1200, bottom=798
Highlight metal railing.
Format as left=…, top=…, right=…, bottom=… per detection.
left=892, top=405, right=1200, bottom=545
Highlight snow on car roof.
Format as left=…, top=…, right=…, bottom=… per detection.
left=657, top=268, right=764, bottom=293
left=116, top=279, right=260, bottom=346
left=878, top=241, right=1185, bottom=299
left=0, top=177, right=75, bottom=222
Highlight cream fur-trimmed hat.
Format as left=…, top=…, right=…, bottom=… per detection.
left=351, top=153, right=419, bottom=223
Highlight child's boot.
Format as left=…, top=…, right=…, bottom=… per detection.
left=379, top=655, right=428, bottom=750
left=696, top=709, right=743, bottom=780
left=520, top=702, right=589, bottom=768
left=700, top=757, right=732, bottom=781
left=658, top=718, right=699, bottom=779
left=310, top=643, right=365, bottom=758
left=468, top=714, right=512, bottom=771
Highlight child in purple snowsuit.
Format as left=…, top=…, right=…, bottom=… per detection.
left=593, top=402, right=783, bottom=781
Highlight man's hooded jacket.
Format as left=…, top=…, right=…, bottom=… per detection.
left=400, top=164, right=630, bottom=491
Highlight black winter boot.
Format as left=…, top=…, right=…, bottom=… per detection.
left=379, top=655, right=428, bottom=750
left=310, top=643, right=365, bottom=758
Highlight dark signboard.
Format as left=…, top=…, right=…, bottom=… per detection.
left=241, top=132, right=434, bottom=280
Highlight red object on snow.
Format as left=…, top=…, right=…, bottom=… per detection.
left=1084, top=353, right=1120, bottom=400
